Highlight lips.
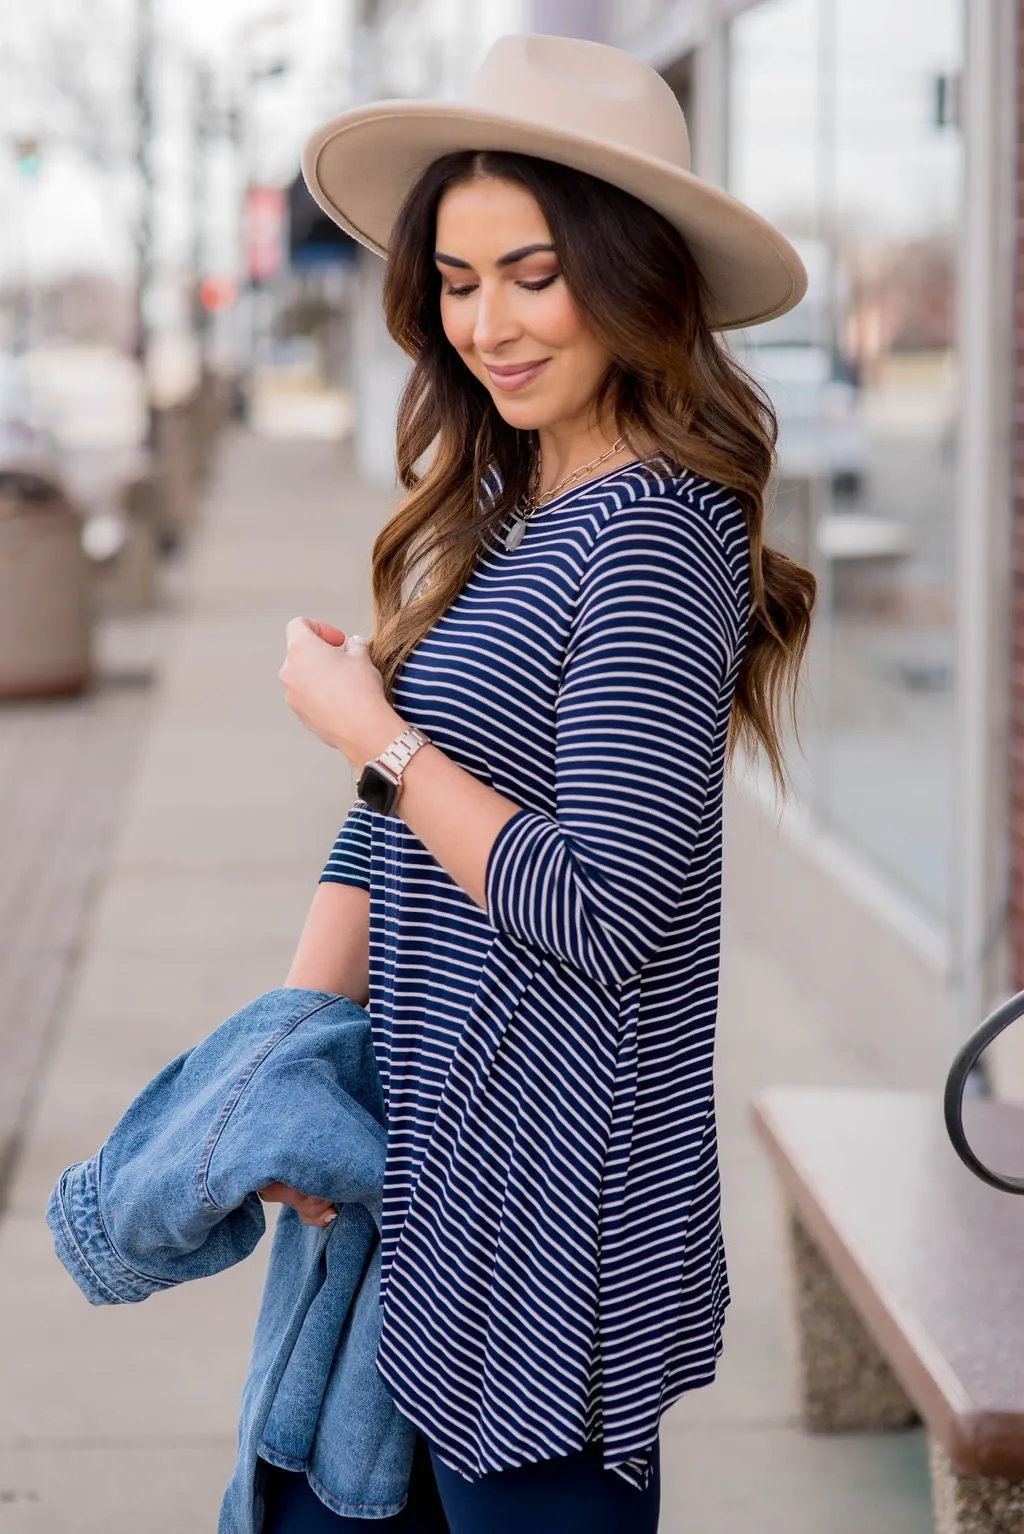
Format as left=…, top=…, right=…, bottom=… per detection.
left=484, top=359, right=550, bottom=392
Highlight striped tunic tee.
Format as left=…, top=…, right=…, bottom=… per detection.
left=320, top=457, right=750, bottom=1491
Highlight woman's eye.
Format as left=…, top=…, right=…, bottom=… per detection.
left=519, top=273, right=560, bottom=292
left=444, top=283, right=477, bottom=299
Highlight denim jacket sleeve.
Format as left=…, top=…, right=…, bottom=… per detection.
left=46, top=989, right=386, bottom=1306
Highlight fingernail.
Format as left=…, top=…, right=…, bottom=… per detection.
left=323, top=1211, right=337, bottom=1224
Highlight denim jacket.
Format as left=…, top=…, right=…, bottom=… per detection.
left=45, top=987, right=417, bottom=1528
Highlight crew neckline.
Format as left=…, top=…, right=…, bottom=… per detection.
left=527, top=455, right=644, bottom=517
left=501, top=456, right=673, bottom=543
left=481, top=455, right=671, bottom=560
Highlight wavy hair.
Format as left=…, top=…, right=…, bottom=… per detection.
left=365, top=150, right=816, bottom=789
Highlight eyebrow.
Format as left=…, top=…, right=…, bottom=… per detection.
left=433, top=242, right=556, bottom=270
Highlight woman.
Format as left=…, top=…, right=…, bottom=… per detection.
left=264, top=32, right=815, bottom=1534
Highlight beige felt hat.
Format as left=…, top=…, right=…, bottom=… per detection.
left=302, top=34, right=806, bottom=333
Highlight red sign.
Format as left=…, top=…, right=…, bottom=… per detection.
left=200, top=276, right=238, bottom=312
left=244, top=186, right=286, bottom=284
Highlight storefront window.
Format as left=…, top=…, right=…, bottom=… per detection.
left=727, top=0, right=963, bottom=927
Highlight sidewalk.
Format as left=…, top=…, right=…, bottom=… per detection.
left=0, top=430, right=932, bottom=1532
left=0, top=587, right=180, bottom=1203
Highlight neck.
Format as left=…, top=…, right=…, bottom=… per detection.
left=536, top=412, right=625, bottom=496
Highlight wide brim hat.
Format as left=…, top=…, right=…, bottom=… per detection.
left=302, top=33, right=807, bottom=333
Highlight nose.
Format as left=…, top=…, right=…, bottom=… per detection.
left=472, top=281, right=521, bottom=354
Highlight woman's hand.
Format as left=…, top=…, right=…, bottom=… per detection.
left=257, top=1181, right=338, bottom=1229
left=279, top=618, right=404, bottom=769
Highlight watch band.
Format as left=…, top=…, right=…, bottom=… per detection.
left=357, top=726, right=431, bottom=816
left=373, top=725, right=430, bottom=783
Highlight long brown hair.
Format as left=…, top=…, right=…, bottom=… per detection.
left=368, top=150, right=816, bottom=789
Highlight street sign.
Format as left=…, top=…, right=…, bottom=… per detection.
left=244, top=186, right=286, bottom=285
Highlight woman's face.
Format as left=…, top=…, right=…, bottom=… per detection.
left=434, top=176, right=613, bottom=433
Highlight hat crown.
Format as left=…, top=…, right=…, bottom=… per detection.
left=464, top=34, right=692, bottom=173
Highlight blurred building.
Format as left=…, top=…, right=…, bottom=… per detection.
left=346, top=0, right=1017, bottom=1087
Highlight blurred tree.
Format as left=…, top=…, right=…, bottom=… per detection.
left=0, top=0, right=135, bottom=175
left=0, top=0, right=160, bottom=408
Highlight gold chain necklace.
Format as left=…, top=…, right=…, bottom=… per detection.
left=503, top=436, right=627, bottom=552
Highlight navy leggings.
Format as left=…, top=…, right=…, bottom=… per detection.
left=260, top=1432, right=661, bottom=1533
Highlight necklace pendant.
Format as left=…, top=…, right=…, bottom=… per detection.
left=504, top=516, right=527, bottom=552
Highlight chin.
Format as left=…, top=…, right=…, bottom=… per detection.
left=488, top=392, right=566, bottom=433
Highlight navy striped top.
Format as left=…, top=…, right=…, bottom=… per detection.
left=321, top=457, right=750, bottom=1490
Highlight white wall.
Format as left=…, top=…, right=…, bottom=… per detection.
left=352, top=249, right=408, bottom=488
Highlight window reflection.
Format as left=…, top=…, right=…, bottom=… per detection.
left=728, top=0, right=962, bottom=926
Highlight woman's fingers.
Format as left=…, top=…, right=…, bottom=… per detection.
left=284, top=617, right=314, bottom=648
left=256, top=1182, right=338, bottom=1228
left=284, top=616, right=347, bottom=648
left=307, top=619, right=347, bottom=647
left=257, top=1180, right=296, bottom=1203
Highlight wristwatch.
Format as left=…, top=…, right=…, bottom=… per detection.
left=357, top=725, right=431, bottom=816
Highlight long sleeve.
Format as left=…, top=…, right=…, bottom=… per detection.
left=320, top=797, right=373, bottom=890
left=484, top=498, right=745, bottom=989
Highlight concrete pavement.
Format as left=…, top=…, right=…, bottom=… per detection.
left=0, top=596, right=180, bottom=1204
left=0, top=428, right=932, bottom=1531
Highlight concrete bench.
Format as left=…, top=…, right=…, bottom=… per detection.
left=752, top=1087, right=1024, bottom=1533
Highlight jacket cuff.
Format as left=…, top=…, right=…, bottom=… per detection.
left=46, top=1158, right=170, bottom=1306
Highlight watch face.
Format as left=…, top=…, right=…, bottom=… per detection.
left=358, top=762, right=398, bottom=815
